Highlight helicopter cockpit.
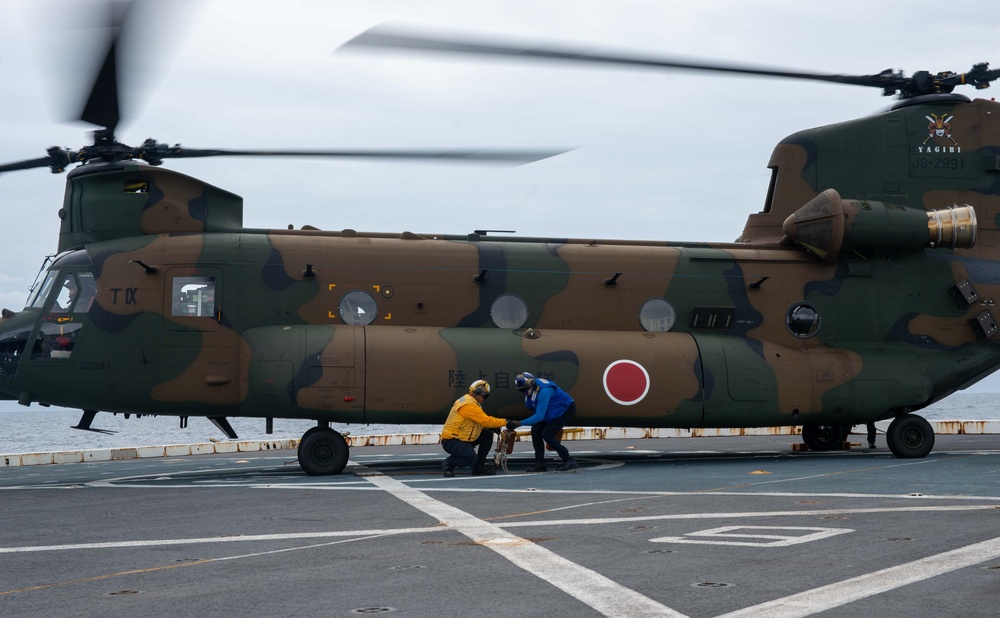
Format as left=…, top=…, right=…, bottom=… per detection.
left=33, top=271, right=96, bottom=358
left=0, top=258, right=98, bottom=380
left=30, top=270, right=97, bottom=316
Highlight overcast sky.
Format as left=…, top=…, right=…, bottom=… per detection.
left=1, top=0, right=999, bottom=391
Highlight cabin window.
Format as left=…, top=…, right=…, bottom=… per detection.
left=124, top=179, right=149, bottom=194
left=339, top=290, right=377, bottom=325
left=786, top=302, right=821, bottom=338
left=172, top=277, right=216, bottom=317
left=639, top=298, right=676, bottom=332
left=490, top=294, right=528, bottom=329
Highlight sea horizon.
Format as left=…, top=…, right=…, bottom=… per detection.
left=1, top=391, right=998, bottom=456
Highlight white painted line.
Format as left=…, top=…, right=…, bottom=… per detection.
left=500, top=504, right=1000, bottom=529
left=210, top=533, right=396, bottom=562
left=714, top=535, right=1000, bottom=618
left=356, top=462, right=687, bottom=618
left=651, top=526, right=853, bottom=547
left=0, top=528, right=434, bottom=554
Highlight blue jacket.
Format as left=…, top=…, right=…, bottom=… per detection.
left=520, top=379, right=574, bottom=426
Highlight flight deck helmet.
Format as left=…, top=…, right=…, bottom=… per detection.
left=469, top=379, right=491, bottom=399
left=514, top=372, right=536, bottom=394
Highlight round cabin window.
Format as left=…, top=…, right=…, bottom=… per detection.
left=339, top=290, right=377, bottom=325
left=490, top=294, right=528, bottom=329
left=786, top=302, right=821, bottom=338
left=639, top=298, right=676, bottom=332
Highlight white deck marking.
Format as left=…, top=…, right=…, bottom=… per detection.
left=651, top=525, right=853, bottom=547
left=714, top=535, right=1000, bottom=618
left=356, top=463, right=687, bottom=618
left=0, top=528, right=433, bottom=554
left=499, top=504, right=1000, bottom=528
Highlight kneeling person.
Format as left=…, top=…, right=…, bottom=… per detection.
left=440, top=380, right=520, bottom=477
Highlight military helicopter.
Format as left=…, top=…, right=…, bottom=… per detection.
left=2, top=4, right=999, bottom=475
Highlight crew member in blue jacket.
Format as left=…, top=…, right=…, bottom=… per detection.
left=513, top=372, right=577, bottom=472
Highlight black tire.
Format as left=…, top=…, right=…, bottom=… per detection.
left=801, top=424, right=845, bottom=451
left=886, top=414, right=934, bottom=458
left=300, top=425, right=324, bottom=442
left=297, top=428, right=349, bottom=475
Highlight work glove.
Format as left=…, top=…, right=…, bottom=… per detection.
left=506, top=420, right=521, bottom=430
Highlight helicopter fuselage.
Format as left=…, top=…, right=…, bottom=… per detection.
left=1, top=220, right=997, bottom=432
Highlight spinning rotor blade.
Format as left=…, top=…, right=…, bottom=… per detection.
left=3, top=5, right=575, bottom=177
left=160, top=147, right=568, bottom=164
left=0, top=157, right=60, bottom=174
left=343, top=26, right=999, bottom=98
left=0, top=145, right=568, bottom=176
left=77, top=1, right=133, bottom=133
left=0, top=148, right=78, bottom=175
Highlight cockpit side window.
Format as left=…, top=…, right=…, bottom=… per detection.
left=73, top=273, right=97, bottom=313
left=51, top=272, right=98, bottom=315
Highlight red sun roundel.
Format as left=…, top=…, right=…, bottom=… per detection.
left=602, top=360, right=650, bottom=406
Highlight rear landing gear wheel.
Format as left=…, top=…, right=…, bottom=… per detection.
left=886, top=414, right=934, bottom=458
left=297, top=427, right=349, bottom=475
left=801, top=424, right=845, bottom=451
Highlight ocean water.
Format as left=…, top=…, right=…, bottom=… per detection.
left=1, top=392, right=998, bottom=456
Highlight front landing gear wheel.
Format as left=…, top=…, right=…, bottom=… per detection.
left=297, top=427, right=349, bottom=475
left=801, top=424, right=845, bottom=451
left=886, top=414, right=934, bottom=458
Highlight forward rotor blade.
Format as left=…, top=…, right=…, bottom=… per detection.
left=160, top=147, right=569, bottom=164
left=342, top=26, right=907, bottom=92
left=0, top=157, right=57, bottom=174
left=78, top=1, right=135, bottom=132
left=79, top=23, right=121, bottom=130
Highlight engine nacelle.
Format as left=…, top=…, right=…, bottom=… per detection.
left=782, top=189, right=976, bottom=263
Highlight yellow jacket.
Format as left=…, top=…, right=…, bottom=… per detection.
left=440, top=394, right=507, bottom=442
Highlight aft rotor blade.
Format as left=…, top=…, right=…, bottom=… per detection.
left=342, top=26, right=907, bottom=92
left=161, top=148, right=570, bottom=164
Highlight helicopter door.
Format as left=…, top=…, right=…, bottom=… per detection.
left=138, top=267, right=241, bottom=407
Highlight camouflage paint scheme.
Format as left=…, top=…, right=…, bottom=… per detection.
left=1, top=93, right=999, bottom=462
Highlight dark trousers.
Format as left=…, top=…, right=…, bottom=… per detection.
left=531, top=401, right=576, bottom=463
left=442, top=431, right=494, bottom=469
left=867, top=422, right=876, bottom=445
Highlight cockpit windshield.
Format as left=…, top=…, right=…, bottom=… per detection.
left=28, top=271, right=58, bottom=309
left=27, top=271, right=97, bottom=314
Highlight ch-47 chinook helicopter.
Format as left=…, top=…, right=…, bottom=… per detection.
left=3, top=8, right=1000, bottom=475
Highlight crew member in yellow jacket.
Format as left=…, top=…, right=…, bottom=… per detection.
left=440, top=380, right=520, bottom=477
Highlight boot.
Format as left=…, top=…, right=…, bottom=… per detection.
left=472, top=463, right=496, bottom=476
left=557, top=459, right=578, bottom=471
